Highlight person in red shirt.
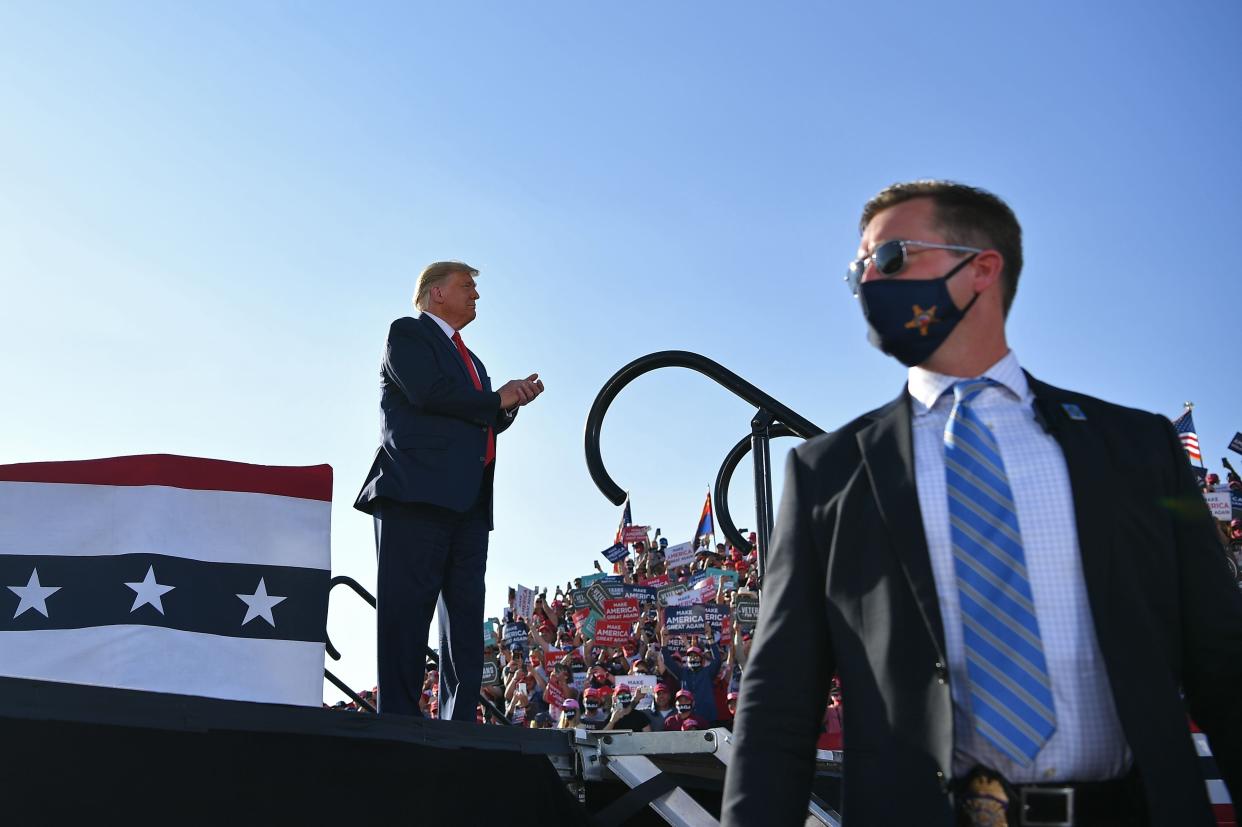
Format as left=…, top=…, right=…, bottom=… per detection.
left=816, top=682, right=844, bottom=751
left=663, top=689, right=706, bottom=731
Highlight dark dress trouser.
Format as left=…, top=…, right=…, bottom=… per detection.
left=373, top=476, right=490, bottom=720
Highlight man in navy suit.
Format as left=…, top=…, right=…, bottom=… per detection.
left=355, top=261, right=544, bottom=719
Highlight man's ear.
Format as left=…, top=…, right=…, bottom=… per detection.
left=971, top=249, right=1005, bottom=294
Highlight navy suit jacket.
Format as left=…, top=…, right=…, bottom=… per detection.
left=723, top=376, right=1242, bottom=826
left=354, top=313, right=517, bottom=524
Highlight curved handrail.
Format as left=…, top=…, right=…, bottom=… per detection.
left=584, top=351, right=824, bottom=505
left=713, top=424, right=800, bottom=553
left=325, top=576, right=375, bottom=662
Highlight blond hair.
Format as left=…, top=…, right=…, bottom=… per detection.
left=413, top=261, right=479, bottom=311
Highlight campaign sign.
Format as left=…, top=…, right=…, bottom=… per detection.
left=734, top=594, right=760, bottom=630
left=571, top=670, right=587, bottom=692
left=703, top=603, right=732, bottom=632
left=1232, top=491, right=1242, bottom=517
left=666, top=587, right=702, bottom=607
left=572, top=608, right=599, bottom=638
left=593, top=619, right=633, bottom=646
left=603, top=597, right=641, bottom=621
left=663, top=635, right=687, bottom=656
left=622, top=525, right=651, bottom=543
left=615, top=673, right=658, bottom=709
left=502, top=621, right=529, bottom=651
left=515, top=585, right=535, bottom=621
left=543, top=679, right=566, bottom=709
left=665, top=605, right=706, bottom=632
left=1204, top=490, right=1232, bottom=520
left=1230, top=432, right=1242, bottom=456
left=578, top=573, right=608, bottom=587
left=482, top=658, right=501, bottom=686
left=600, top=581, right=628, bottom=598
left=663, top=541, right=695, bottom=568
left=570, top=588, right=591, bottom=609
left=619, top=584, right=656, bottom=604
left=484, top=618, right=499, bottom=647
left=640, top=574, right=669, bottom=588
left=656, top=582, right=690, bottom=607
left=601, top=542, right=629, bottom=564
left=587, top=582, right=612, bottom=613
left=701, top=567, right=739, bottom=588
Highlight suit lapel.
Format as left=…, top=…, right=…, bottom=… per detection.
left=857, top=391, right=948, bottom=660
left=419, top=313, right=472, bottom=383
left=1025, top=375, right=1114, bottom=623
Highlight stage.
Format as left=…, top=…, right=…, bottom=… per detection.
left=0, top=676, right=583, bottom=825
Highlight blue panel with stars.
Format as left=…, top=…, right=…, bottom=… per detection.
left=0, top=554, right=328, bottom=642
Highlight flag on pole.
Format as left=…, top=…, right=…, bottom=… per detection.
left=0, top=454, right=332, bottom=706
left=614, top=493, right=633, bottom=545
left=1172, top=408, right=1202, bottom=464
left=693, top=491, right=714, bottom=549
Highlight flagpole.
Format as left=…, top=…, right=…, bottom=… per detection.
left=708, top=486, right=716, bottom=549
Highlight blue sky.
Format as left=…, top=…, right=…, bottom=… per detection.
left=1, top=2, right=1238, bottom=699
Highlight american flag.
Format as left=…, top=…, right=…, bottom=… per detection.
left=1172, top=409, right=1202, bottom=463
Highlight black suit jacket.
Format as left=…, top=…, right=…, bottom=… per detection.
left=722, top=376, right=1242, bottom=826
left=353, top=314, right=516, bottom=524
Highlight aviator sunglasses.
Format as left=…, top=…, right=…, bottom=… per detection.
left=845, top=239, right=982, bottom=296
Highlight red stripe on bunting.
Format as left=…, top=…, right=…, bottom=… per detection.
left=0, top=454, right=333, bottom=502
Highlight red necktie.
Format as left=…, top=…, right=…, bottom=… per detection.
left=451, top=331, right=495, bottom=466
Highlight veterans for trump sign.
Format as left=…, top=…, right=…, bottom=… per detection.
left=734, top=594, right=760, bottom=630
left=0, top=454, right=331, bottom=706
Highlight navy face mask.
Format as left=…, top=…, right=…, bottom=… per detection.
left=858, top=254, right=979, bottom=367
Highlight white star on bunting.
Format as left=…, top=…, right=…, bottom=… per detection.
left=125, top=566, right=175, bottom=615
left=9, top=568, right=61, bottom=619
left=236, top=578, right=287, bottom=627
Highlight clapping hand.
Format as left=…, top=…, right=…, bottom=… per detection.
left=498, top=374, right=545, bottom=409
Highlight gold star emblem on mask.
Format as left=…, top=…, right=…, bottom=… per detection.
left=904, top=304, right=939, bottom=336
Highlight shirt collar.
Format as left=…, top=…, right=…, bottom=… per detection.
left=421, top=311, right=457, bottom=340
left=907, top=350, right=1031, bottom=415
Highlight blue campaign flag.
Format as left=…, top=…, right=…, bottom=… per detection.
left=1229, top=432, right=1242, bottom=456
left=601, top=543, right=628, bottom=564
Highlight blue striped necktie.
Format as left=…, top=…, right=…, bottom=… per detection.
left=945, top=378, right=1056, bottom=765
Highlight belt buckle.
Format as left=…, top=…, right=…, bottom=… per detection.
left=1020, top=786, right=1074, bottom=827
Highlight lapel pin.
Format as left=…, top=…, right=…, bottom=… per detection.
left=1061, top=403, right=1087, bottom=421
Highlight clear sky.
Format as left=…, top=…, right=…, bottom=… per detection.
left=1, top=2, right=1238, bottom=701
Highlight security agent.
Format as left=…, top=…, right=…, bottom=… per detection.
left=722, top=181, right=1242, bottom=826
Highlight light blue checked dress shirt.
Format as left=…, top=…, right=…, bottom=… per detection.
left=908, top=351, right=1131, bottom=783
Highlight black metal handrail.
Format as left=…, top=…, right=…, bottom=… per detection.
left=712, top=423, right=800, bottom=554
left=584, top=351, right=824, bottom=579
left=323, top=575, right=513, bottom=724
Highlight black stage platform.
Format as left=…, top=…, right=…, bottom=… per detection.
left=0, top=677, right=585, bottom=825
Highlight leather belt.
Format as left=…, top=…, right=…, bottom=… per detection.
left=955, top=768, right=1141, bottom=827
left=1015, top=776, right=1136, bottom=827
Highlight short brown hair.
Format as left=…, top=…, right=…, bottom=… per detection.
left=413, top=261, right=479, bottom=311
left=859, top=180, right=1023, bottom=314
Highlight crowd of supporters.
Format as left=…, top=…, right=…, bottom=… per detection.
left=1200, top=468, right=1242, bottom=580
left=329, top=536, right=847, bottom=750
left=330, top=468, right=1242, bottom=749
